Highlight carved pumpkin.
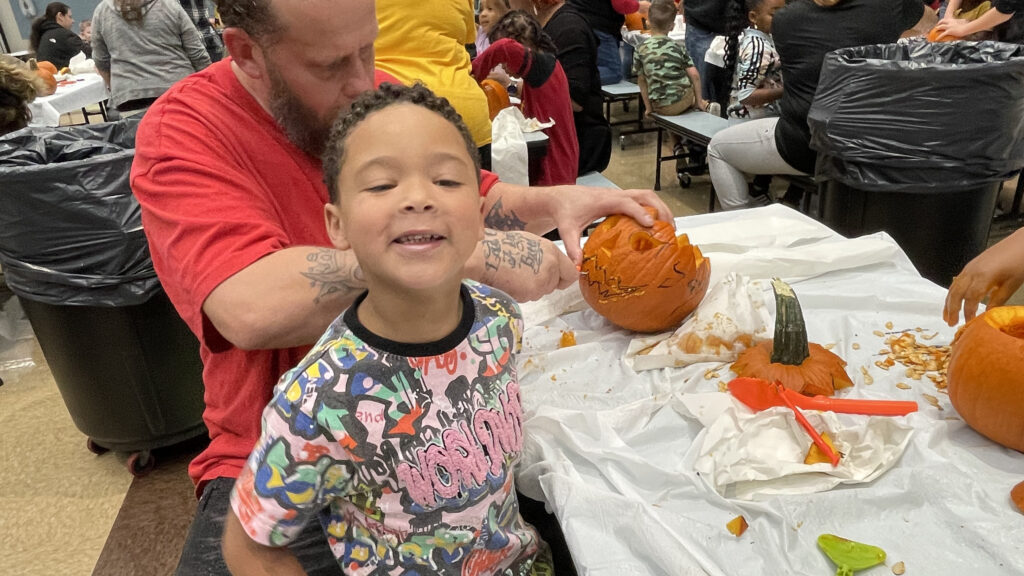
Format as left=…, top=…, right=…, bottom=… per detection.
left=947, top=306, right=1024, bottom=453
left=480, top=79, right=510, bottom=120
left=579, top=207, right=710, bottom=333
left=28, top=59, right=57, bottom=96
left=731, top=278, right=853, bottom=396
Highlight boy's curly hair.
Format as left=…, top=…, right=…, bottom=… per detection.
left=0, top=56, right=42, bottom=136
left=322, top=83, right=481, bottom=204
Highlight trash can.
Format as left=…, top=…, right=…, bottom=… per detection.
left=0, top=119, right=206, bottom=476
left=809, top=40, right=1024, bottom=287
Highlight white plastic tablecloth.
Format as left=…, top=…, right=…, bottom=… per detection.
left=28, top=73, right=108, bottom=127
left=516, top=204, right=1024, bottom=576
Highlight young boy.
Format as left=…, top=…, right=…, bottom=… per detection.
left=222, top=83, right=551, bottom=575
left=633, top=0, right=719, bottom=168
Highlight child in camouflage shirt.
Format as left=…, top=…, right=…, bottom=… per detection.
left=633, top=0, right=720, bottom=156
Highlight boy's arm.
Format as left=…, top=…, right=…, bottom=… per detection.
left=935, top=7, right=1011, bottom=37
left=637, top=74, right=654, bottom=117
left=223, top=509, right=305, bottom=576
left=685, top=66, right=708, bottom=111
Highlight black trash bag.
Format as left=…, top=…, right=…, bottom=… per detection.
left=808, top=39, right=1024, bottom=191
left=0, top=118, right=160, bottom=306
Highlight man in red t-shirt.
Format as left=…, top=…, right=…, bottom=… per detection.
left=130, top=0, right=671, bottom=573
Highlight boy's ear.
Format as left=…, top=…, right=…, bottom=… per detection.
left=324, top=203, right=351, bottom=251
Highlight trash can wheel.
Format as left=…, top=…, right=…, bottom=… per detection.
left=127, top=450, right=155, bottom=478
left=86, top=438, right=109, bottom=455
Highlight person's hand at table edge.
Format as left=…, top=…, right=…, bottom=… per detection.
left=944, top=227, right=1024, bottom=326
left=464, top=229, right=577, bottom=302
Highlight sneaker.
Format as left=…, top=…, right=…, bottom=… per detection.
left=705, top=101, right=722, bottom=117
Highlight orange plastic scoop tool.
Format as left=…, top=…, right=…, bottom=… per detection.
left=727, top=377, right=918, bottom=416
left=773, top=383, right=841, bottom=467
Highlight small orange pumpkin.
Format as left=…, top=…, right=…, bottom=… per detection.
left=926, top=27, right=959, bottom=42
left=480, top=79, right=510, bottom=120
left=579, top=206, right=710, bottom=333
left=947, top=306, right=1024, bottom=453
left=28, top=59, right=57, bottom=96
left=731, top=279, right=853, bottom=397
left=624, top=13, right=648, bottom=32
left=36, top=60, right=59, bottom=75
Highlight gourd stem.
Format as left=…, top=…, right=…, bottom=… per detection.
left=770, top=278, right=810, bottom=365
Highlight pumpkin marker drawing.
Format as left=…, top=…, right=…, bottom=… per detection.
left=578, top=207, right=710, bottom=333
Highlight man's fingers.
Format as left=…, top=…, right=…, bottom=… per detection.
left=622, top=189, right=675, bottom=227
left=560, top=226, right=583, bottom=266
left=988, top=282, right=1014, bottom=309
left=944, top=277, right=967, bottom=326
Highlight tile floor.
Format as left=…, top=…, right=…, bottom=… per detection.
left=0, top=104, right=1021, bottom=575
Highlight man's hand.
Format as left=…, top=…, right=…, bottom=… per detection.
left=482, top=183, right=674, bottom=267
left=944, top=228, right=1024, bottom=326
left=933, top=18, right=971, bottom=38
left=544, top=186, right=673, bottom=265
left=466, top=229, right=577, bottom=301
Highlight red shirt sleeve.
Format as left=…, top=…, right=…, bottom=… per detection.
left=374, top=69, right=403, bottom=86
left=480, top=170, right=499, bottom=197
left=612, top=0, right=641, bottom=14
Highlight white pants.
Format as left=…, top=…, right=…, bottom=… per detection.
left=707, top=117, right=805, bottom=210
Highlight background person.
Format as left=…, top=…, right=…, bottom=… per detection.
left=91, top=0, right=211, bottom=116
left=569, top=0, right=650, bottom=85
left=944, top=227, right=1024, bottom=326
left=0, top=56, right=43, bottom=135
left=30, top=2, right=87, bottom=69
left=706, top=0, right=935, bottom=210
left=179, top=0, right=225, bottom=61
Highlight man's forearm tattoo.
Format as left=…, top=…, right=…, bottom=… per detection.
left=301, top=248, right=364, bottom=304
left=482, top=229, right=543, bottom=275
left=484, top=198, right=527, bottom=231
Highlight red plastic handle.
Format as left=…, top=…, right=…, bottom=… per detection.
left=798, top=394, right=918, bottom=416
left=776, top=384, right=840, bottom=467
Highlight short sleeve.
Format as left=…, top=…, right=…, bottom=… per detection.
left=229, top=355, right=357, bottom=547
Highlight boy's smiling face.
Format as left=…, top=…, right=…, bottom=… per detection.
left=324, top=103, right=483, bottom=295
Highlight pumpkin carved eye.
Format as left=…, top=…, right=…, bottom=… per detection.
left=579, top=207, right=710, bottom=333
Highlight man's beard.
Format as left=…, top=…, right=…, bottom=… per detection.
left=266, top=63, right=337, bottom=158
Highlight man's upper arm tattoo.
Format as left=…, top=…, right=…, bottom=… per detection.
left=483, top=197, right=527, bottom=231
left=301, top=248, right=364, bottom=304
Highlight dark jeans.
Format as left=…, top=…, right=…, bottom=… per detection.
left=684, top=22, right=732, bottom=109
left=174, top=477, right=342, bottom=576
left=594, top=29, right=624, bottom=85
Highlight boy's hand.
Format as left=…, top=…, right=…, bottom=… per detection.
left=468, top=230, right=576, bottom=302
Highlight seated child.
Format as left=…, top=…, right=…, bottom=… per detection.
left=473, top=10, right=580, bottom=186
left=222, top=83, right=552, bottom=575
left=723, top=0, right=785, bottom=120
left=633, top=0, right=719, bottom=166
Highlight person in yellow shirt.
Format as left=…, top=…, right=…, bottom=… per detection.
left=375, top=0, right=494, bottom=165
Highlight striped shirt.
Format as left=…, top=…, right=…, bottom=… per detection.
left=727, top=28, right=782, bottom=119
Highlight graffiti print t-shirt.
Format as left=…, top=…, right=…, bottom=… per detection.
left=230, top=281, right=544, bottom=575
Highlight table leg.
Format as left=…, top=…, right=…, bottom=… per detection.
left=654, top=127, right=663, bottom=191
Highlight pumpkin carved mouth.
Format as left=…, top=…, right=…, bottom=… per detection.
left=579, top=207, right=710, bottom=333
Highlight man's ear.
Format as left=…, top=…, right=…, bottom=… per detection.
left=223, top=28, right=266, bottom=80
left=324, top=203, right=351, bottom=251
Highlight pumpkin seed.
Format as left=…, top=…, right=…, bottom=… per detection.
left=885, top=321, right=894, bottom=330
left=852, top=343, right=861, bottom=350
left=896, top=383, right=911, bottom=390
left=892, top=561, right=906, bottom=575
left=873, top=330, right=885, bottom=337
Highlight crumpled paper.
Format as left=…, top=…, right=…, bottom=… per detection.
left=675, top=392, right=915, bottom=500
left=625, top=273, right=772, bottom=371
left=498, top=105, right=556, bottom=132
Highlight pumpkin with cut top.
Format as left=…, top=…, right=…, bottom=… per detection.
left=731, top=278, right=853, bottom=397
left=579, top=207, right=710, bottom=333
left=947, top=306, right=1024, bottom=453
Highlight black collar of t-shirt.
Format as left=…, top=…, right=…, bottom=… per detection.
left=343, top=284, right=475, bottom=357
